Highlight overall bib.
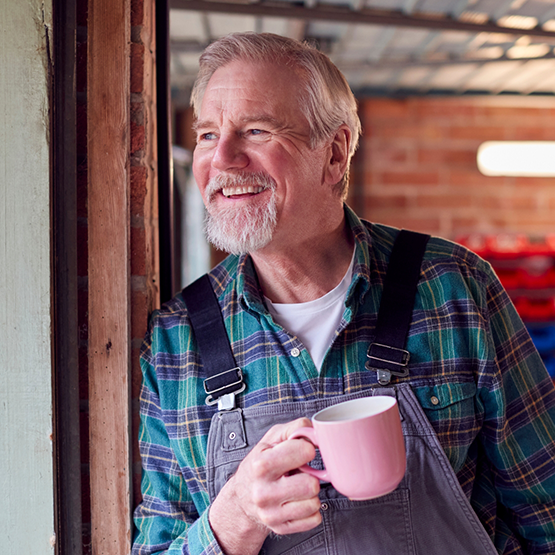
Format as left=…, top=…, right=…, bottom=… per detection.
left=184, top=231, right=500, bottom=554
left=205, top=385, right=499, bottom=555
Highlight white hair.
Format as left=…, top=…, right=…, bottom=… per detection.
left=203, top=172, right=277, bottom=254
left=191, top=32, right=362, bottom=199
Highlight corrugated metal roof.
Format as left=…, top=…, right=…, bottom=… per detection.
left=169, top=0, right=555, bottom=104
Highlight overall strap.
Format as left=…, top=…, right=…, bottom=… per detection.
left=366, top=229, right=430, bottom=386
left=184, top=229, right=430, bottom=402
left=182, top=274, right=245, bottom=409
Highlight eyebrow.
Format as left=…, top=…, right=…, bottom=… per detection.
left=193, top=114, right=284, bottom=132
left=192, top=119, right=210, bottom=133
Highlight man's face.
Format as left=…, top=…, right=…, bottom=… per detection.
left=192, top=59, right=339, bottom=255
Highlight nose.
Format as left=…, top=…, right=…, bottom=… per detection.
left=212, top=133, right=249, bottom=172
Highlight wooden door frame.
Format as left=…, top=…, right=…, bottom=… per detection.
left=54, top=0, right=166, bottom=551
left=87, top=0, right=133, bottom=553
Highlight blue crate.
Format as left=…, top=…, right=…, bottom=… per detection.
left=544, top=357, right=555, bottom=379
left=527, top=325, right=555, bottom=354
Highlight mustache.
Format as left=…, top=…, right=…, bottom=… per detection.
left=205, top=172, right=277, bottom=199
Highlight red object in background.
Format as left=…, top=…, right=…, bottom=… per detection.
left=519, top=266, right=555, bottom=290
left=514, top=297, right=555, bottom=321
left=524, top=235, right=555, bottom=257
left=493, top=259, right=555, bottom=290
left=495, top=267, right=522, bottom=290
left=486, top=234, right=529, bottom=260
left=458, top=234, right=555, bottom=260
left=456, top=234, right=555, bottom=322
left=457, top=234, right=490, bottom=258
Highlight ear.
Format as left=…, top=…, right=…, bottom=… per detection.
left=324, top=125, right=352, bottom=186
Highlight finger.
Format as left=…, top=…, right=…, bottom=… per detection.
left=251, top=470, right=320, bottom=509
left=249, top=471, right=321, bottom=532
left=263, top=498, right=323, bottom=535
left=277, top=470, right=321, bottom=502
left=252, top=434, right=316, bottom=481
left=272, top=512, right=322, bottom=536
left=282, top=417, right=313, bottom=439
left=259, top=417, right=312, bottom=448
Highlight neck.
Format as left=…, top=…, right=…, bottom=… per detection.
left=251, top=215, right=354, bottom=304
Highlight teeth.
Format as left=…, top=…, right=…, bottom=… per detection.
left=222, top=186, right=264, bottom=198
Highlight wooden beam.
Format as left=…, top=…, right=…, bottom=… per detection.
left=170, top=0, right=555, bottom=39
left=88, top=0, right=132, bottom=553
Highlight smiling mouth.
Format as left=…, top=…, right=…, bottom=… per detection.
left=222, top=185, right=265, bottom=198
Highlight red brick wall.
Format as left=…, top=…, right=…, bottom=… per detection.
left=130, top=0, right=159, bottom=523
left=351, top=96, right=555, bottom=239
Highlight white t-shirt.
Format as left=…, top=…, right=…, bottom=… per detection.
left=265, top=251, right=355, bottom=372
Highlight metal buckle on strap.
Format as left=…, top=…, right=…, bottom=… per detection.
left=366, top=343, right=411, bottom=386
left=204, top=368, right=246, bottom=408
left=367, top=343, right=410, bottom=368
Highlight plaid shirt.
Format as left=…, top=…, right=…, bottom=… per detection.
left=133, top=207, right=555, bottom=555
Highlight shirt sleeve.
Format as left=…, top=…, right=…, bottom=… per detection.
left=480, top=263, right=555, bottom=554
left=131, top=321, right=224, bottom=555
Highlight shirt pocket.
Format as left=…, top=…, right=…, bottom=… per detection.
left=414, top=381, right=479, bottom=472
left=416, top=381, right=477, bottom=411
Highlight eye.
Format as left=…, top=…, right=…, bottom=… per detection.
left=199, top=132, right=217, bottom=142
left=248, top=129, right=265, bottom=136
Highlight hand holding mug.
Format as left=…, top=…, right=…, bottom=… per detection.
left=289, top=396, right=406, bottom=500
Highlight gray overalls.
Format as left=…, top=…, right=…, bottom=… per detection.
left=206, top=384, right=499, bottom=555
left=184, top=231, right=500, bottom=554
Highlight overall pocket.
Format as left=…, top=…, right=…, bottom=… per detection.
left=327, top=488, right=415, bottom=555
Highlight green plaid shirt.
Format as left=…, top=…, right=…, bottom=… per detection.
left=133, top=207, right=555, bottom=555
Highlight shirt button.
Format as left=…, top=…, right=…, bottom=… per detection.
left=321, top=503, right=329, bottom=511
left=430, top=396, right=440, bottom=406
left=291, top=347, right=301, bottom=357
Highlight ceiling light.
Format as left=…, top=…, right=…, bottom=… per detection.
left=507, top=44, right=551, bottom=58
left=470, top=46, right=504, bottom=59
left=497, top=15, right=538, bottom=30
left=477, top=141, right=555, bottom=177
left=459, top=11, right=489, bottom=25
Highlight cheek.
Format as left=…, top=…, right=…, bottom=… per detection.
left=260, top=149, right=305, bottom=181
left=192, top=148, right=203, bottom=174
left=192, top=152, right=210, bottom=188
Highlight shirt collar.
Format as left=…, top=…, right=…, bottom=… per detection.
left=344, top=205, right=372, bottom=306
left=235, top=204, right=373, bottom=313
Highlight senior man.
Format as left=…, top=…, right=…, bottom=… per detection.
left=132, top=33, right=555, bottom=555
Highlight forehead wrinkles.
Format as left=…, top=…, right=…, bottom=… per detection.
left=196, top=96, right=279, bottom=132
left=201, top=61, right=302, bottom=112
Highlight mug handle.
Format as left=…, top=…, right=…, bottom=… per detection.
left=289, top=427, right=330, bottom=481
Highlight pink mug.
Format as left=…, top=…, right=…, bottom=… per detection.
left=289, top=396, right=406, bottom=500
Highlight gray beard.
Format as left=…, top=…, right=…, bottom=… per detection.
left=203, top=172, right=277, bottom=255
